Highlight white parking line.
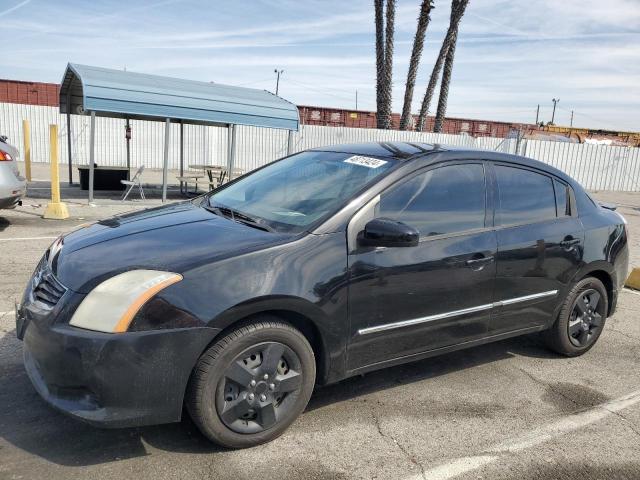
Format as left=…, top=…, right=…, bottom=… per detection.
left=415, top=389, right=640, bottom=480
left=0, top=236, right=58, bottom=242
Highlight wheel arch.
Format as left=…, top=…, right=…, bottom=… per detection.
left=200, top=296, right=335, bottom=385
left=573, top=263, right=616, bottom=316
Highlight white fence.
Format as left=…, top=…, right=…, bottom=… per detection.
left=2, top=102, right=639, bottom=191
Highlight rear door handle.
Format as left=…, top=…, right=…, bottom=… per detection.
left=465, top=255, right=494, bottom=267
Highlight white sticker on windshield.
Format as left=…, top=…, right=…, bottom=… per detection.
left=343, top=155, right=388, bottom=169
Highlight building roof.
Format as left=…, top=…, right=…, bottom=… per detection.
left=59, top=63, right=299, bottom=130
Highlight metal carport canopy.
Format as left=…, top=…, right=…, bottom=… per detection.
left=58, top=63, right=300, bottom=202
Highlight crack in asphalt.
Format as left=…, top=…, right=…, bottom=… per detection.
left=607, top=327, right=640, bottom=344
left=606, top=409, right=640, bottom=439
left=368, top=400, right=427, bottom=480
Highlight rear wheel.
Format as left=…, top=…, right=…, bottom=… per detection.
left=186, top=317, right=316, bottom=448
left=544, top=277, right=608, bottom=356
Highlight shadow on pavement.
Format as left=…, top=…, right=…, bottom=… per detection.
left=0, top=325, right=557, bottom=467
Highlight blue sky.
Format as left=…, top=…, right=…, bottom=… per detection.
left=3, top=0, right=639, bottom=131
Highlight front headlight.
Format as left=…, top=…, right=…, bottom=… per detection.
left=69, top=270, right=183, bottom=333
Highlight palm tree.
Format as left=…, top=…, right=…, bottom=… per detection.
left=399, top=0, right=434, bottom=131
left=375, top=0, right=385, bottom=128
left=375, top=0, right=396, bottom=129
left=433, top=28, right=459, bottom=132
left=381, top=0, right=396, bottom=129
left=416, top=0, right=469, bottom=132
left=415, top=29, right=454, bottom=131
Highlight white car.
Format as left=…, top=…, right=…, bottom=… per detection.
left=0, top=136, right=26, bottom=209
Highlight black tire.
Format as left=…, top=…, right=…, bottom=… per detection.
left=186, top=316, right=316, bottom=448
left=544, top=277, right=608, bottom=356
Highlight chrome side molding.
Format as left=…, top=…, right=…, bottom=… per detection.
left=493, top=290, right=558, bottom=307
left=357, top=290, right=558, bottom=336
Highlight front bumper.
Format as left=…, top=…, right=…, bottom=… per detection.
left=18, top=298, right=220, bottom=428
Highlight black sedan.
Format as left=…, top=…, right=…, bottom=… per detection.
left=17, top=142, right=629, bottom=448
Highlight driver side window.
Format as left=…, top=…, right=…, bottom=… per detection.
left=377, top=163, right=486, bottom=237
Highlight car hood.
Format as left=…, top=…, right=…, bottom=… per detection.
left=54, top=201, right=291, bottom=293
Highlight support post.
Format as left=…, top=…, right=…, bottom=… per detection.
left=66, top=95, right=73, bottom=185
left=125, top=118, right=131, bottom=178
left=88, top=111, right=96, bottom=204
left=162, top=118, right=170, bottom=203
left=179, top=120, right=184, bottom=193
left=22, top=119, right=31, bottom=181
left=227, top=124, right=237, bottom=182
left=43, top=124, right=69, bottom=219
left=286, top=129, right=294, bottom=156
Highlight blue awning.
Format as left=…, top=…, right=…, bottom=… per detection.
left=59, top=63, right=299, bottom=131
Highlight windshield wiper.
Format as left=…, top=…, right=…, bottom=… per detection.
left=204, top=205, right=274, bottom=232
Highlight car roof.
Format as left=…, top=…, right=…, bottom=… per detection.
left=311, top=142, right=448, bottom=159
left=310, top=141, right=575, bottom=185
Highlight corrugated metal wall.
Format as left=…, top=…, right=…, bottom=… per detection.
left=1, top=102, right=639, bottom=191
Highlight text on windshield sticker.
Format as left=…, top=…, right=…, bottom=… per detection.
left=343, top=156, right=388, bottom=169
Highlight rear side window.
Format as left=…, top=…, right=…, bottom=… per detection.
left=554, top=180, right=571, bottom=216
left=495, top=165, right=556, bottom=226
left=378, top=163, right=486, bottom=237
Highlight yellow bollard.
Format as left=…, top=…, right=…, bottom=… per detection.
left=43, top=125, right=69, bottom=220
left=22, top=119, right=31, bottom=181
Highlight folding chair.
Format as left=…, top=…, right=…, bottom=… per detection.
left=121, top=165, right=146, bottom=201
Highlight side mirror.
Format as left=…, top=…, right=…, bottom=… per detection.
left=358, top=217, right=419, bottom=248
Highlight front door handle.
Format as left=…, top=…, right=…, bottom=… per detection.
left=560, top=238, right=580, bottom=248
left=465, top=255, right=494, bottom=267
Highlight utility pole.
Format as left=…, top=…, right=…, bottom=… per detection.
left=535, top=104, right=540, bottom=124
left=570, top=110, right=574, bottom=127
left=274, top=69, right=284, bottom=96
left=355, top=90, right=358, bottom=110
left=551, top=98, right=560, bottom=124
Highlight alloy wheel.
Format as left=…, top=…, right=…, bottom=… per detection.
left=567, top=288, right=604, bottom=347
left=216, top=341, right=303, bottom=434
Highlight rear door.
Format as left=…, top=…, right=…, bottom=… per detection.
left=489, top=163, right=584, bottom=334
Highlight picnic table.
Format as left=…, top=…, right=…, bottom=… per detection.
left=177, top=164, right=245, bottom=196
left=189, top=164, right=244, bottom=189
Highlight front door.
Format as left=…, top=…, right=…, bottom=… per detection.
left=346, top=162, right=497, bottom=372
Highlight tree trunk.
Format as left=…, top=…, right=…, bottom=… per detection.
left=433, top=0, right=469, bottom=132
left=415, top=29, right=453, bottom=131
left=433, top=28, right=458, bottom=133
left=378, top=0, right=396, bottom=129
left=416, top=0, right=469, bottom=132
left=399, top=0, right=434, bottom=131
left=374, top=0, right=385, bottom=129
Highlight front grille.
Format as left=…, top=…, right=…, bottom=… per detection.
left=32, top=259, right=67, bottom=309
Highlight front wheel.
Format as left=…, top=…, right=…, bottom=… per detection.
left=186, top=318, right=316, bottom=448
left=544, top=277, right=608, bottom=356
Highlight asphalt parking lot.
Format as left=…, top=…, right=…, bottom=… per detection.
left=1, top=192, right=639, bottom=480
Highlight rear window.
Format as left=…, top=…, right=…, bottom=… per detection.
left=495, top=165, right=556, bottom=226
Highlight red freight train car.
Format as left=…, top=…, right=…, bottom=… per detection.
left=298, top=105, right=532, bottom=138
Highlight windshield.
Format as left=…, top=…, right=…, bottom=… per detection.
left=206, top=151, right=395, bottom=233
